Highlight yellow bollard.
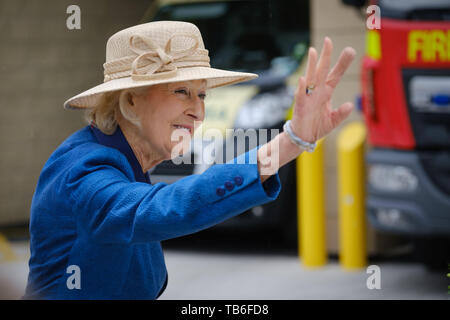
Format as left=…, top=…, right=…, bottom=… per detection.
left=337, top=122, right=367, bottom=269
left=297, top=138, right=327, bottom=267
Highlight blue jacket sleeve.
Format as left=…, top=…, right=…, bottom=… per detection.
left=65, top=146, right=281, bottom=244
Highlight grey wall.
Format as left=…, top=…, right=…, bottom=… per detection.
left=0, top=0, right=152, bottom=225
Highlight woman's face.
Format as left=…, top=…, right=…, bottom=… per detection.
left=133, top=79, right=206, bottom=160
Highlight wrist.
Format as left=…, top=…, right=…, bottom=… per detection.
left=281, top=131, right=303, bottom=154
left=289, top=121, right=315, bottom=144
left=283, top=120, right=317, bottom=153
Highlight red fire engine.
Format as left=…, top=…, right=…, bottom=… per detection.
left=346, top=0, right=450, bottom=267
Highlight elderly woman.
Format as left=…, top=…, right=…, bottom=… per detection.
left=24, top=21, right=355, bottom=299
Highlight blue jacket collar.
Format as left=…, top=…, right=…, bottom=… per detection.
left=89, top=124, right=151, bottom=184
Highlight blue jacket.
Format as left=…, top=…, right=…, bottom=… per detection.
left=24, top=124, right=281, bottom=299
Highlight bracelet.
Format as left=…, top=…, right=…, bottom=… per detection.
left=283, top=120, right=317, bottom=153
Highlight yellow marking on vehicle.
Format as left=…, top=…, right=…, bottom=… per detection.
left=408, top=30, right=450, bottom=63
left=366, top=30, right=381, bottom=61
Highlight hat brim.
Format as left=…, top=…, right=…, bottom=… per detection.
left=63, top=67, right=258, bottom=109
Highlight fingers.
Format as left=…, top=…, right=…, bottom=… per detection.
left=326, top=47, right=356, bottom=89
left=305, top=47, right=317, bottom=87
left=316, top=37, right=333, bottom=86
left=331, top=102, right=354, bottom=127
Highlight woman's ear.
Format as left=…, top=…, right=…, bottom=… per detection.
left=120, top=87, right=149, bottom=110
left=127, top=91, right=135, bottom=106
left=119, top=90, right=141, bottom=128
left=120, top=90, right=135, bottom=109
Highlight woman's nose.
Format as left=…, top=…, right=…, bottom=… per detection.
left=187, top=98, right=205, bottom=122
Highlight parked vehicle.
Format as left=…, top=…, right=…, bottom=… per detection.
left=346, top=0, right=450, bottom=267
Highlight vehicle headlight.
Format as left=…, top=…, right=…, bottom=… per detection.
left=233, top=86, right=294, bottom=129
left=375, top=208, right=412, bottom=230
left=368, top=164, right=418, bottom=192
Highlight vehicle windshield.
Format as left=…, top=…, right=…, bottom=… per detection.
left=378, top=0, right=450, bottom=20
left=153, top=0, right=309, bottom=74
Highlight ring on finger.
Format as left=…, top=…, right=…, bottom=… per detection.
left=306, top=84, right=315, bottom=96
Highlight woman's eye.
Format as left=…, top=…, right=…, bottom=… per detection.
left=174, top=88, right=206, bottom=100
left=175, top=89, right=188, bottom=96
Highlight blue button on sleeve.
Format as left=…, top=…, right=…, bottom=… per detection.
left=216, top=186, right=226, bottom=196
left=224, top=181, right=234, bottom=191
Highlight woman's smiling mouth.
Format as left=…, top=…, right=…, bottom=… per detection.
left=173, top=124, right=193, bottom=135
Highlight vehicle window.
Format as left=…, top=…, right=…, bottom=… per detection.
left=152, top=0, right=310, bottom=74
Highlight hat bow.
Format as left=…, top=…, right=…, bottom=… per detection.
left=103, top=33, right=210, bottom=82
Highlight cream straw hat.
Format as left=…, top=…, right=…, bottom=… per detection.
left=64, top=20, right=258, bottom=109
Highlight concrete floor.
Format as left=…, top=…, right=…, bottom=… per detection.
left=0, top=240, right=30, bottom=299
left=159, top=250, right=447, bottom=300
left=0, top=230, right=448, bottom=300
